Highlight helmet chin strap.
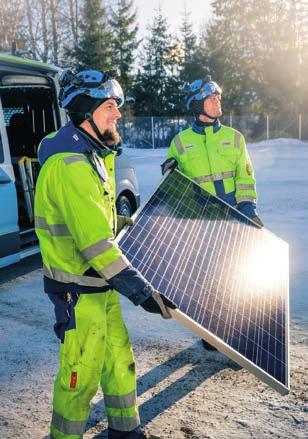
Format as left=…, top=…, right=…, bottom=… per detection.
left=85, top=112, right=109, bottom=145
left=198, top=108, right=218, bottom=121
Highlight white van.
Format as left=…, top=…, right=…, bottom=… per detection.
left=0, top=54, right=140, bottom=268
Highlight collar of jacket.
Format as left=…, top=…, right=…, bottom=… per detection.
left=192, top=118, right=221, bottom=135
left=38, top=121, right=94, bottom=165
left=77, top=126, right=113, bottom=155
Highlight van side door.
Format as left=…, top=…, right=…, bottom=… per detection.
left=0, top=99, right=20, bottom=267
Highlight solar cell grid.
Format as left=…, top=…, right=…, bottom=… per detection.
left=118, top=170, right=289, bottom=394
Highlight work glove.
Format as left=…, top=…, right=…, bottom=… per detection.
left=237, top=201, right=264, bottom=227
left=252, top=216, right=264, bottom=228
left=107, top=266, right=177, bottom=319
left=140, top=290, right=177, bottom=319
left=161, top=157, right=178, bottom=175
left=117, top=215, right=133, bottom=235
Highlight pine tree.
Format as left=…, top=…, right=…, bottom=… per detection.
left=203, top=0, right=257, bottom=114
left=133, top=8, right=181, bottom=116
left=164, top=37, right=184, bottom=115
left=109, top=0, right=139, bottom=92
left=249, top=0, right=304, bottom=115
left=179, top=7, right=197, bottom=81
left=69, top=0, right=114, bottom=71
left=201, top=0, right=307, bottom=116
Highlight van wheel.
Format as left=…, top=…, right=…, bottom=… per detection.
left=116, top=195, right=134, bottom=217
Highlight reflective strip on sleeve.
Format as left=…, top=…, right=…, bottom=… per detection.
left=236, top=195, right=256, bottom=203
left=52, top=411, right=86, bottom=436
left=174, top=135, right=185, bottom=155
left=236, top=183, right=256, bottom=191
left=98, top=255, right=130, bottom=280
left=107, top=413, right=140, bottom=432
left=63, top=155, right=90, bottom=165
left=194, top=171, right=235, bottom=184
left=234, top=131, right=241, bottom=148
left=81, top=238, right=114, bottom=261
left=44, top=265, right=109, bottom=287
left=104, top=390, right=136, bottom=409
left=35, top=216, right=70, bottom=236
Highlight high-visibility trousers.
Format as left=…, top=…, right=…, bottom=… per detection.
left=50, top=290, right=140, bottom=439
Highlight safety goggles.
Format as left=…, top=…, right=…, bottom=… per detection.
left=87, top=79, right=124, bottom=107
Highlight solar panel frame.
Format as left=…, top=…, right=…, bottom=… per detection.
left=116, top=170, right=290, bottom=395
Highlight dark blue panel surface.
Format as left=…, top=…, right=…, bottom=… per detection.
left=118, top=170, right=289, bottom=389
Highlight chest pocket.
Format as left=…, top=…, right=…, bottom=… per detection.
left=182, top=145, right=202, bottom=161
left=218, top=143, right=239, bottom=166
left=179, top=145, right=207, bottom=181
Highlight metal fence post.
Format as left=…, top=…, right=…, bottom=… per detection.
left=266, top=115, right=269, bottom=140
left=299, top=114, right=302, bottom=140
left=151, top=117, right=155, bottom=148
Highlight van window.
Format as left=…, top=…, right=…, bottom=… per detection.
left=4, top=107, right=24, bottom=125
left=0, top=85, right=58, bottom=158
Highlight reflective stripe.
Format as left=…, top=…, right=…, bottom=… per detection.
left=35, top=216, right=70, bottom=236
left=98, top=255, right=130, bottom=280
left=64, top=155, right=90, bottom=165
left=52, top=410, right=86, bottom=436
left=236, top=183, right=256, bottom=191
left=194, top=171, right=235, bottom=184
left=107, top=413, right=140, bottom=432
left=236, top=195, right=256, bottom=203
left=82, top=238, right=114, bottom=261
left=44, top=265, right=109, bottom=287
left=234, top=131, right=241, bottom=148
left=174, top=135, right=185, bottom=155
left=104, top=390, right=136, bottom=409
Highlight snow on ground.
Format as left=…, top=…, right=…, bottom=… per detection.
left=0, top=139, right=307, bottom=439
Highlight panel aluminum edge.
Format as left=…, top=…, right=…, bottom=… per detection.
left=170, top=308, right=289, bottom=395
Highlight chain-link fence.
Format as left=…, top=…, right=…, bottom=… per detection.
left=118, top=116, right=192, bottom=148
left=118, top=115, right=308, bottom=148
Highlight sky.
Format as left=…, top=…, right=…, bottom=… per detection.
left=133, top=0, right=213, bottom=38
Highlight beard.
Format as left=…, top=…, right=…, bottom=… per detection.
left=101, top=129, right=121, bottom=146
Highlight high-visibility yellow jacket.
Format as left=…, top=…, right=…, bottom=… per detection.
left=34, top=122, right=130, bottom=294
left=167, top=122, right=257, bottom=216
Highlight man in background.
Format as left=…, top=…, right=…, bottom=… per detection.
left=162, top=77, right=263, bottom=349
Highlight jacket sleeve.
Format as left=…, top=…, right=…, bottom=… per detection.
left=235, top=134, right=257, bottom=216
left=58, top=157, right=130, bottom=280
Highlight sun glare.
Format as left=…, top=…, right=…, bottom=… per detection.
left=242, top=235, right=288, bottom=294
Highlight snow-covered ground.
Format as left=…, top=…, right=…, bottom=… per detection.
left=0, top=139, right=307, bottom=439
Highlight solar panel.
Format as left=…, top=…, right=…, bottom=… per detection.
left=117, top=170, right=289, bottom=395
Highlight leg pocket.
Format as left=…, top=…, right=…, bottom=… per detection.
left=80, top=320, right=107, bottom=370
left=48, top=293, right=79, bottom=343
